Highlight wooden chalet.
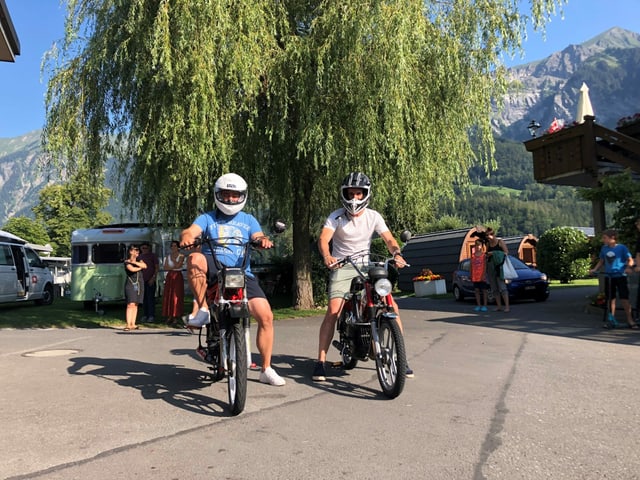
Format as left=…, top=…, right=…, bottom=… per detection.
left=502, top=234, right=538, bottom=267
left=524, top=115, right=640, bottom=233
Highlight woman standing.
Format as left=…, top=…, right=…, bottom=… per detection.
left=162, top=240, right=185, bottom=327
left=485, top=228, right=510, bottom=313
left=124, top=245, right=147, bottom=331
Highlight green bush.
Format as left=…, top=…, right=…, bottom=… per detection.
left=537, top=227, right=590, bottom=283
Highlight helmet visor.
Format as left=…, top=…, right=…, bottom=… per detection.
left=215, top=189, right=246, bottom=205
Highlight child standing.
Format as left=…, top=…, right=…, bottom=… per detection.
left=470, top=239, right=489, bottom=312
left=589, top=229, right=638, bottom=329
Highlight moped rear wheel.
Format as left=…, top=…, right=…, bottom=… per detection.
left=336, top=311, right=358, bottom=369
left=226, top=321, right=248, bottom=415
left=341, top=347, right=358, bottom=370
left=375, top=317, right=406, bottom=398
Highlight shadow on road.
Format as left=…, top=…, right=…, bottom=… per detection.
left=397, top=286, right=640, bottom=347
left=267, top=353, right=392, bottom=400
left=67, top=355, right=230, bottom=416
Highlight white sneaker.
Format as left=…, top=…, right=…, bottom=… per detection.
left=187, top=309, right=210, bottom=327
left=259, top=367, right=286, bottom=386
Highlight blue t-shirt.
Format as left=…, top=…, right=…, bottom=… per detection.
left=194, top=210, right=262, bottom=276
left=599, top=243, right=631, bottom=277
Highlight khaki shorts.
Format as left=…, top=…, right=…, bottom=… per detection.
left=328, top=264, right=368, bottom=300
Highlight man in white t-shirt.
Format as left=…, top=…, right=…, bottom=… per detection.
left=313, top=172, right=413, bottom=381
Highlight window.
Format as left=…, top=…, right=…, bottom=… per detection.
left=72, top=245, right=89, bottom=264
left=0, top=245, right=14, bottom=266
left=509, top=256, right=528, bottom=270
left=25, top=248, right=45, bottom=268
left=459, top=259, right=470, bottom=273
left=92, top=243, right=126, bottom=264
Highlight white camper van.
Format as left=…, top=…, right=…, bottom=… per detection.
left=0, top=230, right=55, bottom=306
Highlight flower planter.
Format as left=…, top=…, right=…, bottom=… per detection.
left=616, top=121, right=640, bottom=140
left=523, top=120, right=598, bottom=187
left=413, top=279, right=446, bottom=297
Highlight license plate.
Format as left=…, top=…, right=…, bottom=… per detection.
left=524, top=286, right=535, bottom=290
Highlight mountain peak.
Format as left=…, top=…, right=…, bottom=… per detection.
left=493, top=27, right=640, bottom=140
left=582, top=26, right=640, bottom=51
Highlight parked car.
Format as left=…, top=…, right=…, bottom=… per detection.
left=452, top=255, right=549, bottom=303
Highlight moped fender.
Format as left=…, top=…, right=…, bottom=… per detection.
left=371, top=312, right=398, bottom=360
left=229, top=303, right=250, bottom=318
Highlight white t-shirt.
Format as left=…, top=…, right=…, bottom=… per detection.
left=323, top=208, right=389, bottom=260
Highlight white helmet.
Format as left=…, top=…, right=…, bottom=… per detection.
left=214, top=173, right=248, bottom=216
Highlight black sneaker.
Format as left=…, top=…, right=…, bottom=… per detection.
left=312, top=361, right=326, bottom=381
left=405, top=365, right=415, bottom=378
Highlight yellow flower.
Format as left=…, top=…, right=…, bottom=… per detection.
left=412, top=268, right=444, bottom=282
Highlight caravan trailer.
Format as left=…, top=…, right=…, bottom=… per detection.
left=70, top=225, right=181, bottom=309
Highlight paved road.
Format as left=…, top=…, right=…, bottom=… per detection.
left=2, top=287, right=640, bottom=480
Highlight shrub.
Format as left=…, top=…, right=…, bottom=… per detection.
left=537, top=227, right=590, bottom=283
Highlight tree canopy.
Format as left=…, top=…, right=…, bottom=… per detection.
left=42, top=0, right=565, bottom=307
left=1, top=216, right=50, bottom=246
left=32, top=166, right=112, bottom=256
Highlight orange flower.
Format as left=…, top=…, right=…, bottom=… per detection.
left=412, top=268, right=444, bottom=282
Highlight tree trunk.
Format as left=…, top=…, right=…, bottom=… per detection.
left=292, top=173, right=315, bottom=309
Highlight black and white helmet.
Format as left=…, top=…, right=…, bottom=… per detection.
left=340, top=172, right=371, bottom=215
left=214, top=173, right=247, bottom=215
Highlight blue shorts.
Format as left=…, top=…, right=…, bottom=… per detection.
left=205, top=254, right=266, bottom=299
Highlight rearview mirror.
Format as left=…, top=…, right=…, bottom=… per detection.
left=273, top=220, right=287, bottom=234
left=400, top=230, right=412, bottom=243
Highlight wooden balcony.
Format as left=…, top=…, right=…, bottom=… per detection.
left=524, top=116, right=640, bottom=187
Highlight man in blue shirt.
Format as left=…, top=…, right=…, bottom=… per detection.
left=180, top=173, right=286, bottom=386
left=589, top=229, right=638, bottom=329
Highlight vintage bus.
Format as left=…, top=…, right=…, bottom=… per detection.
left=70, top=224, right=182, bottom=310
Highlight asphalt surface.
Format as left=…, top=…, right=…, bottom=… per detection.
left=2, top=286, right=640, bottom=480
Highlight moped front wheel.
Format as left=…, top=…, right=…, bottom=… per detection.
left=226, top=321, right=248, bottom=415
left=375, top=317, right=406, bottom=398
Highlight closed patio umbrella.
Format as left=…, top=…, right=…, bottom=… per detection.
left=576, top=82, right=594, bottom=124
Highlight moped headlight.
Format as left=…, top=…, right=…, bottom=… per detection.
left=374, top=278, right=393, bottom=296
left=224, top=269, right=244, bottom=288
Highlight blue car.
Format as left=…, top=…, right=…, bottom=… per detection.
left=452, top=255, right=549, bottom=303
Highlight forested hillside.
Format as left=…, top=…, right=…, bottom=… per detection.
left=438, top=138, right=594, bottom=236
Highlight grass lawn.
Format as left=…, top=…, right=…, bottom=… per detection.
left=548, top=278, right=598, bottom=289
left=0, top=294, right=322, bottom=330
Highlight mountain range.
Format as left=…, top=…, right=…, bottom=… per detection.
left=1, top=27, right=640, bottom=227
left=494, top=26, right=640, bottom=140
left=0, top=132, right=54, bottom=224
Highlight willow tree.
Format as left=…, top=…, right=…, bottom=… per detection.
left=43, top=0, right=565, bottom=308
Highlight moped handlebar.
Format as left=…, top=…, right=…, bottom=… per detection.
left=328, top=250, right=410, bottom=270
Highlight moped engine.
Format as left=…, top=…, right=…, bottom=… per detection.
left=353, top=324, right=371, bottom=359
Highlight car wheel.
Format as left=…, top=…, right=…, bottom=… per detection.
left=35, top=284, right=54, bottom=306
left=453, top=284, right=464, bottom=301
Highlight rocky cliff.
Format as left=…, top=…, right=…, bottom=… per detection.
left=493, top=27, right=640, bottom=140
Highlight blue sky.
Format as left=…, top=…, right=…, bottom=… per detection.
left=1, top=0, right=640, bottom=138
